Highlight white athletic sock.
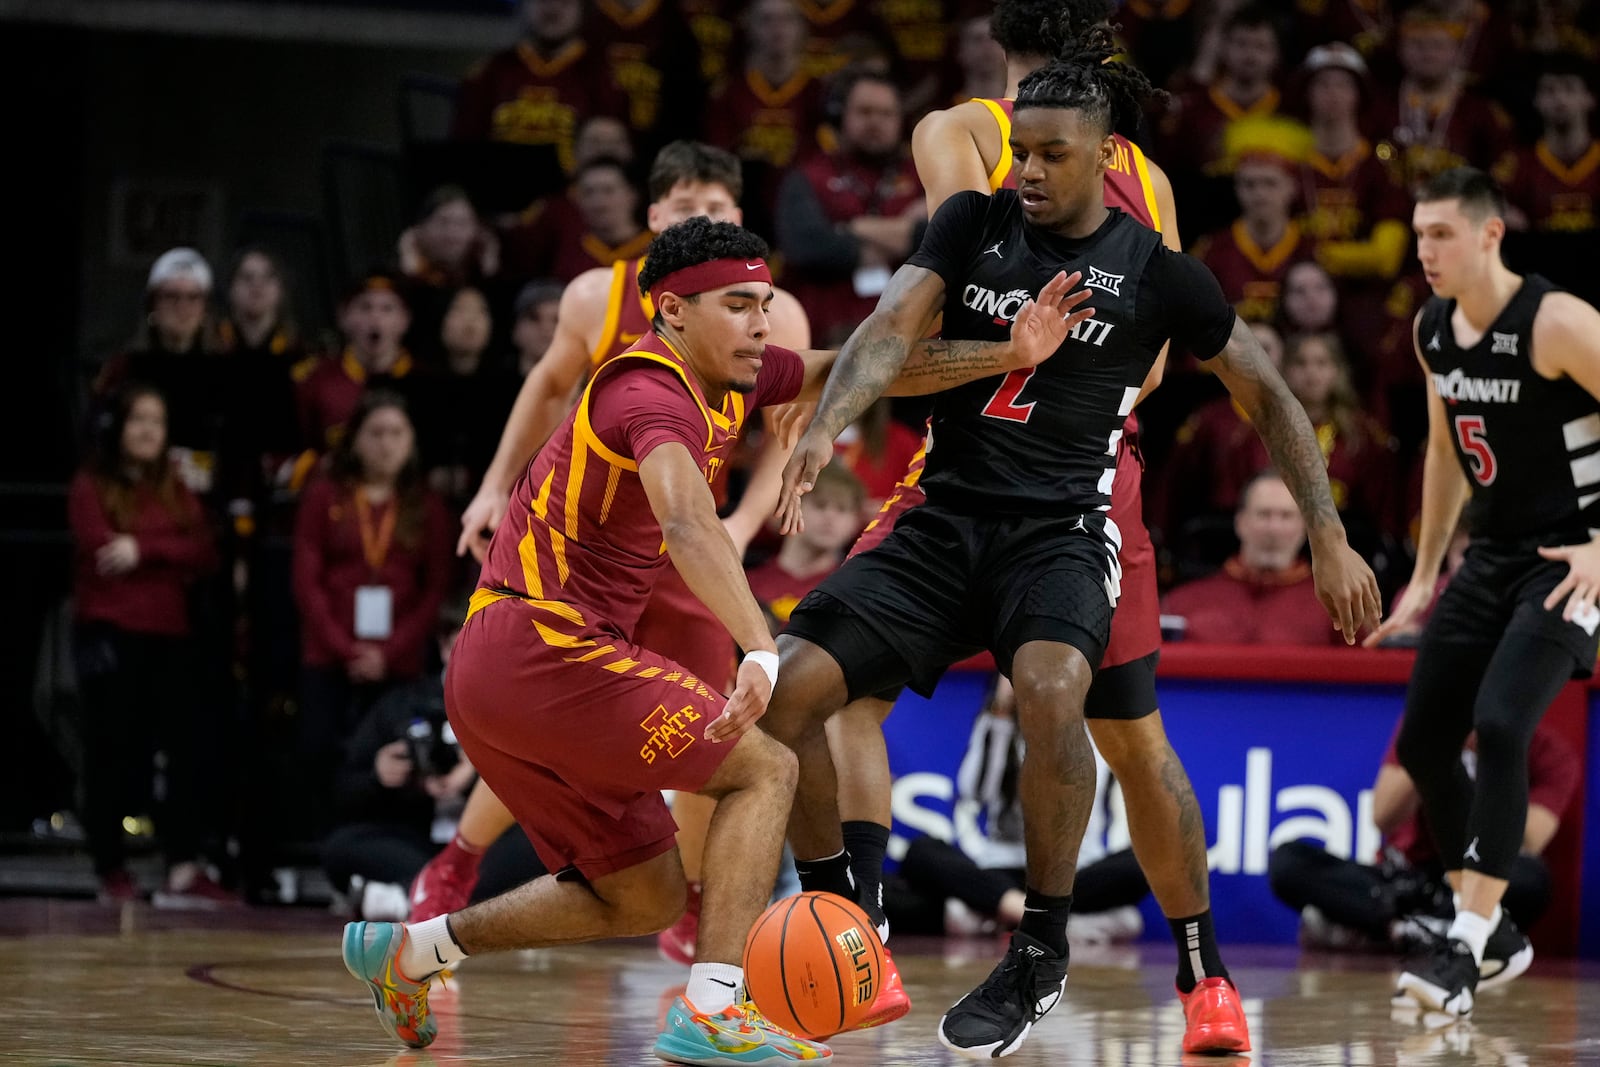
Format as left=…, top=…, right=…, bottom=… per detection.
left=1448, top=906, right=1498, bottom=965
left=686, top=963, right=744, bottom=1014
left=400, top=915, right=469, bottom=977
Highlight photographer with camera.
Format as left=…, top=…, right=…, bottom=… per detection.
left=323, top=598, right=544, bottom=919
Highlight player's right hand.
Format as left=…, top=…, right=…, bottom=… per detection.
left=1311, top=541, right=1382, bottom=644
left=777, top=428, right=835, bottom=535
left=457, top=487, right=509, bottom=561
left=1010, top=270, right=1095, bottom=367
left=704, top=657, right=773, bottom=743
left=1361, top=575, right=1431, bottom=647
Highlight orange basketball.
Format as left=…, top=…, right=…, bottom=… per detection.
left=742, top=890, right=886, bottom=1039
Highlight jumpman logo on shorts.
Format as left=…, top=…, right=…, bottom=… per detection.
left=1464, top=837, right=1481, bottom=864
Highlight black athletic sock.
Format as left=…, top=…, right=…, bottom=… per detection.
left=842, top=821, right=890, bottom=920
left=1169, top=910, right=1228, bottom=993
left=1018, top=889, right=1073, bottom=956
left=794, top=849, right=856, bottom=900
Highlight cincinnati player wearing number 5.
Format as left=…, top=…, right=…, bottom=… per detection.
left=766, top=50, right=1381, bottom=1061
left=337, top=216, right=1090, bottom=1064
left=1370, top=168, right=1600, bottom=1019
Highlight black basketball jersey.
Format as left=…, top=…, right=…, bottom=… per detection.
left=905, top=190, right=1236, bottom=516
left=1418, top=274, right=1600, bottom=541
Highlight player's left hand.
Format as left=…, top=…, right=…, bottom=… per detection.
left=1538, top=540, right=1600, bottom=622
left=1311, top=539, right=1383, bottom=644
left=705, top=656, right=773, bottom=743
left=1009, top=270, right=1095, bottom=367
left=765, top=400, right=816, bottom=450
left=777, top=428, right=835, bottom=535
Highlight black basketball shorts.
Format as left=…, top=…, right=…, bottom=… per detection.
left=784, top=505, right=1122, bottom=702
left=1421, top=536, right=1600, bottom=677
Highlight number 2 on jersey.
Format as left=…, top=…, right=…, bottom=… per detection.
left=982, top=367, right=1038, bottom=423
left=1454, top=414, right=1497, bottom=485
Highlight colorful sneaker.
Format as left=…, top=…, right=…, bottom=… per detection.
left=1177, top=977, right=1252, bottom=1053
left=658, top=882, right=702, bottom=966
left=1478, top=910, right=1533, bottom=991
left=653, top=996, right=831, bottom=1064
left=1396, top=937, right=1477, bottom=1017
left=343, top=921, right=445, bottom=1049
left=822, top=946, right=910, bottom=1036
left=938, top=932, right=1067, bottom=1059
left=408, top=847, right=479, bottom=924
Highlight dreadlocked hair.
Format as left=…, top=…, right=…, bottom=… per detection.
left=989, top=0, right=1111, bottom=60
left=1013, top=26, right=1166, bottom=137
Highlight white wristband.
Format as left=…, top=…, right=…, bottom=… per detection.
left=743, top=649, right=780, bottom=689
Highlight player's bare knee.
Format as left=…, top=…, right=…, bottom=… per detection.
left=632, top=879, right=689, bottom=935
left=1090, top=716, right=1169, bottom=774
left=696, top=728, right=797, bottom=799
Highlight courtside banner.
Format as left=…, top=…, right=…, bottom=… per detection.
left=882, top=646, right=1590, bottom=954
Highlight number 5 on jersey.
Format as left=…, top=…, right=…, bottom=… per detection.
left=1455, top=414, right=1497, bottom=485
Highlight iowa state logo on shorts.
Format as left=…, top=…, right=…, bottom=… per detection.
left=639, top=704, right=702, bottom=764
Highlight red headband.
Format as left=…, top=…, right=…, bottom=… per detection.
left=648, top=257, right=772, bottom=309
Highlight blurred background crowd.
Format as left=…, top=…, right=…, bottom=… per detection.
left=3, top=0, right=1596, bottom=911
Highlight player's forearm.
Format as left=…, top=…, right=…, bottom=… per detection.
left=1411, top=442, right=1471, bottom=582
left=1248, top=379, right=1345, bottom=541
left=884, top=337, right=1019, bottom=396
left=807, top=315, right=915, bottom=439
left=661, top=515, right=778, bottom=657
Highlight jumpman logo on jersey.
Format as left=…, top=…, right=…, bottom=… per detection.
left=1464, top=837, right=1481, bottom=863
left=984, top=241, right=1004, bottom=259
left=1491, top=331, right=1519, bottom=356
left=1427, top=332, right=1442, bottom=352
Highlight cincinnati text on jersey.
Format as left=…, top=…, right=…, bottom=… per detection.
left=1431, top=368, right=1523, bottom=404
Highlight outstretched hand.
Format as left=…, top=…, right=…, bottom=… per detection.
left=457, top=487, right=509, bottom=561
left=776, top=428, right=835, bottom=535
left=1312, top=540, right=1383, bottom=644
left=1010, top=270, right=1095, bottom=367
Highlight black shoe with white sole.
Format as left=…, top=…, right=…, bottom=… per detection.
left=1478, top=909, right=1534, bottom=990
left=938, top=932, right=1068, bottom=1059
left=1395, top=937, right=1477, bottom=1017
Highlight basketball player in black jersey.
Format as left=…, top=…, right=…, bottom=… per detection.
left=1367, top=168, right=1600, bottom=1018
left=763, top=51, right=1381, bottom=1060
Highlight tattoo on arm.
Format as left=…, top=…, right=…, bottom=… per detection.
left=1215, top=317, right=1342, bottom=533
left=895, top=337, right=1009, bottom=393
left=808, top=266, right=945, bottom=438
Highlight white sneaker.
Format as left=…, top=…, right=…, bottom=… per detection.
left=355, top=878, right=411, bottom=921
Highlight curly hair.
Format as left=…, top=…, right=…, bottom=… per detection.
left=989, top=0, right=1111, bottom=60
left=1013, top=26, right=1165, bottom=136
left=636, top=217, right=769, bottom=297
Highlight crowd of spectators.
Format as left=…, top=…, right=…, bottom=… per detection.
left=61, top=0, right=1600, bottom=904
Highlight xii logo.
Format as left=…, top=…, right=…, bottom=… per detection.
left=1490, top=332, right=1519, bottom=356
left=1085, top=266, right=1123, bottom=296
left=639, top=704, right=702, bottom=765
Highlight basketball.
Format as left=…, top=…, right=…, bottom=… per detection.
left=742, top=891, right=886, bottom=1039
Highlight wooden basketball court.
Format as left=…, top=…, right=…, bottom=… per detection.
left=14, top=899, right=1600, bottom=1065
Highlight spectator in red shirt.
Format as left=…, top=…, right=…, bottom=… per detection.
left=1368, top=10, right=1516, bottom=191
left=745, top=462, right=864, bottom=632
left=1269, top=716, right=1576, bottom=951
left=1190, top=117, right=1316, bottom=328
left=548, top=157, right=652, bottom=282
left=1217, top=331, right=1400, bottom=546
left=68, top=385, right=226, bottom=907
left=1159, top=3, right=1284, bottom=237
left=294, top=274, right=419, bottom=457
left=399, top=186, right=501, bottom=294
left=449, top=0, right=628, bottom=172
left=776, top=67, right=926, bottom=344
left=1162, top=470, right=1344, bottom=646
left=1504, top=56, right=1600, bottom=235
left=703, top=0, right=825, bottom=190
left=291, top=391, right=452, bottom=830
